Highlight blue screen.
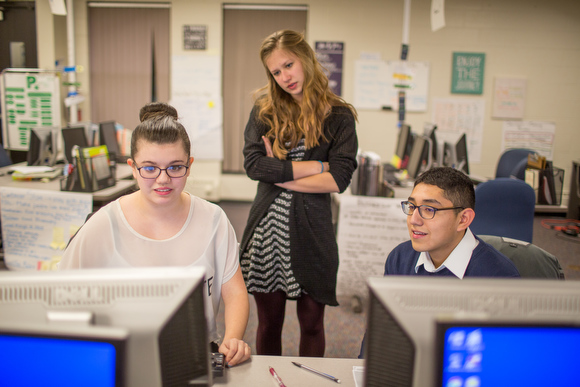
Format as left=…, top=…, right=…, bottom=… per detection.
left=441, top=326, right=580, bottom=387
left=0, top=334, right=118, bottom=387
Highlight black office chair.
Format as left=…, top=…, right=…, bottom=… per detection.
left=479, top=235, right=564, bottom=279
left=495, top=148, right=535, bottom=180
left=470, top=178, right=536, bottom=243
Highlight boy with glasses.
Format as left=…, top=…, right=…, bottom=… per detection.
left=359, top=167, right=519, bottom=358
left=386, top=167, right=520, bottom=278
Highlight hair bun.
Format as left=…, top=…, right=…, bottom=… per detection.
left=139, top=102, right=178, bottom=122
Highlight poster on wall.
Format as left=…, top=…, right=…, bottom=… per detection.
left=492, top=77, right=527, bottom=119
left=0, top=69, right=61, bottom=151
left=171, top=55, right=222, bottom=160
left=336, top=195, right=409, bottom=300
left=0, top=187, right=93, bottom=271
left=431, top=97, right=485, bottom=163
left=451, top=52, right=485, bottom=95
left=315, top=41, right=344, bottom=96
left=502, top=121, right=555, bottom=160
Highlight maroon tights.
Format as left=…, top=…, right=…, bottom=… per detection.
left=253, top=291, right=326, bottom=357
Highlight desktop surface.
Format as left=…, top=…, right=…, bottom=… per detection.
left=213, top=355, right=363, bottom=386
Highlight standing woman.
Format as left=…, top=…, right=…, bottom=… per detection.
left=60, top=102, right=251, bottom=366
left=240, top=30, right=358, bottom=357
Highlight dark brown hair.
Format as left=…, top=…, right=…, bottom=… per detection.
left=414, top=167, right=475, bottom=210
left=131, top=102, right=191, bottom=159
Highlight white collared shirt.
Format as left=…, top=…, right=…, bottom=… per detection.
left=415, top=228, right=479, bottom=279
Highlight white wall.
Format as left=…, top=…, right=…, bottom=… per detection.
left=35, top=0, right=580, bottom=202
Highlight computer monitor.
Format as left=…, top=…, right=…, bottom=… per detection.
left=62, top=126, right=89, bottom=163
left=442, top=133, right=469, bottom=175
left=435, top=319, right=580, bottom=387
left=363, top=276, right=580, bottom=387
left=406, top=135, right=432, bottom=180
left=455, top=133, right=469, bottom=175
left=0, top=322, right=128, bottom=387
left=0, top=266, right=212, bottom=387
left=395, top=124, right=414, bottom=169
left=426, top=125, right=440, bottom=167
left=27, top=126, right=59, bottom=166
left=99, top=121, right=122, bottom=162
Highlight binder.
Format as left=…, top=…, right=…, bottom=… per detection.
left=61, top=145, right=116, bottom=193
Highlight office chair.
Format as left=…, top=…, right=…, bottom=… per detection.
left=470, top=177, right=536, bottom=243
left=495, top=148, right=535, bottom=180
left=479, top=235, right=564, bottom=279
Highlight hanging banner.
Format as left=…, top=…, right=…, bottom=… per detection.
left=315, top=41, right=344, bottom=96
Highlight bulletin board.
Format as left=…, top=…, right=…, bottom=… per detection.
left=336, top=195, right=409, bottom=300
left=0, top=187, right=92, bottom=271
left=0, top=69, right=62, bottom=151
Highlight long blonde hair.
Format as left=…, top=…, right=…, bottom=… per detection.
left=255, top=30, right=357, bottom=159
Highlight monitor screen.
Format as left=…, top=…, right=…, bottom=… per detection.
left=27, top=126, right=59, bottom=166
left=363, top=276, right=580, bottom=387
left=395, top=124, right=414, bottom=169
left=99, top=121, right=120, bottom=159
left=62, top=126, right=89, bottom=163
left=455, top=133, right=469, bottom=175
left=0, top=323, right=127, bottom=387
left=428, top=126, right=439, bottom=166
left=0, top=266, right=211, bottom=387
left=436, top=321, right=580, bottom=387
left=406, top=135, right=432, bottom=179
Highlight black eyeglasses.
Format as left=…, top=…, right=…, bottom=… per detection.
left=401, top=201, right=464, bottom=220
left=134, top=164, right=189, bottom=179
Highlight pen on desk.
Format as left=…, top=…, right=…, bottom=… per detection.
left=269, top=366, right=287, bottom=387
left=292, top=361, right=341, bottom=384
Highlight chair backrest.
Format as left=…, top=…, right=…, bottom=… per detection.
left=479, top=235, right=564, bottom=279
left=471, top=177, right=536, bottom=243
left=495, top=148, right=535, bottom=180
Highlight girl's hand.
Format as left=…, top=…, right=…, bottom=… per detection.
left=219, top=338, right=251, bottom=366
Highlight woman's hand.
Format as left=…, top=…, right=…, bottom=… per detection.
left=219, top=338, right=251, bottom=366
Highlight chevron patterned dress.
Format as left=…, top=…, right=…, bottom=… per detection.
left=241, top=140, right=305, bottom=298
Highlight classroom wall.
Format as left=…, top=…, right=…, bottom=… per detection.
left=34, top=0, right=580, bottom=202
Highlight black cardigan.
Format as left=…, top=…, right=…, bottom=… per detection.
left=240, top=105, right=358, bottom=306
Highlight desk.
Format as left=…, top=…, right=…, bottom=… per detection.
left=214, top=356, right=364, bottom=386
left=0, top=163, right=136, bottom=204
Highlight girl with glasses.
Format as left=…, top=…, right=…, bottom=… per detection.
left=60, top=102, right=251, bottom=366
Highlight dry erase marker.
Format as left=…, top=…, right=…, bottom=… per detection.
left=292, top=361, right=341, bottom=383
left=269, top=366, right=287, bottom=387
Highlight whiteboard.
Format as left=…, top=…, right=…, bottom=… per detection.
left=0, top=187, right=92, bottom=271
left=353, top=59, right=430, bottom=111
left=0, top=69, right=62, bottom=151
left=336, top=195, right=409, bottom=300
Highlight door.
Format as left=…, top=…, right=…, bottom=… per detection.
left=222, top=5, right=307, bottom=173
left=88, top=4, right=170, bottom=130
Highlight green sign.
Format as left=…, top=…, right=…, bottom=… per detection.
left=451, top=52, right=485, bottom=94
